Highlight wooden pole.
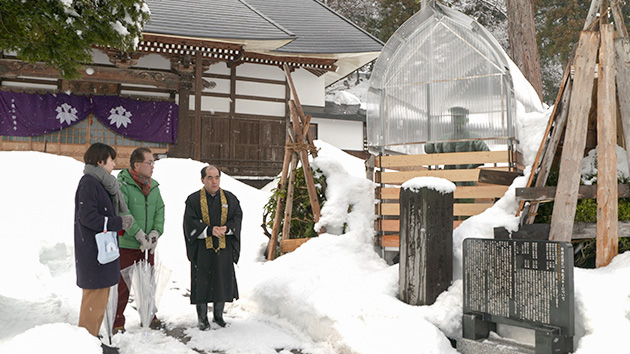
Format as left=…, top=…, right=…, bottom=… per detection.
left=611, top=0, right=629, bottom=38
left=584, top=0, right=602, bottom=31
left=282, top=154, right=299, bottom=242
left=194, top=52, right=202, bottom=161
left=524, top=80, right=573, bottom=224
left=615, top=38, right=630, bottom=171
left=517, top=54, right=574, bottom=220
left=596, top=24, right=619, bottom=267
left=283, top=64, right=318, bottom=156
left=266, top=145, right=293, bottom=260
left=549, top=31, right=599, bottom=242
left=288, top=102, right=322, bottom=222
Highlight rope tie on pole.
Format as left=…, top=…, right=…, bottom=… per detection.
left=285, top=142, right=318, bottom=154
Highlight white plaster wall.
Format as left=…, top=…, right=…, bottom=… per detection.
left=132, top=53, right=171, bottom=70
left=90, top=49, right=114, bottom=66
left=2, top=77, right=57, bottom=91
left=175, top=62, right=323, bottom=118
left=236, top=80, right=285, bottom=98
left=236, top=99, right=285, bottom=116
left=236, top=62, right=284, bottom=80
left=185, top=95, right=231, bottom=113
left=121, top=88, right=170, bottom=98
left=311, top=117, right=363, bottom=150
left=204, top=77, right=230, bottom=95
left=208, top=62, right=231, bottom=75
left=292, top=68, right=324, bottom=107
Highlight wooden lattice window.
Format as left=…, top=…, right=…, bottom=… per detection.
left=59, top=119, right=87, bottom=144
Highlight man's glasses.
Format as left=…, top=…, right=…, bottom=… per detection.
left=139, top=161, right=155, bottom=166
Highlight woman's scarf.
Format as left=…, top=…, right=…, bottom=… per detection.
left=83, top=164, right=129, bottom=215
left=129, top=168, right=151, bottom=196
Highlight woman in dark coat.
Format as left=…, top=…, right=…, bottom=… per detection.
left=74, top=143, right=133, bottom=337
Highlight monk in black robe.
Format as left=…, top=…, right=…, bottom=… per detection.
left=183, top=165, right=242, bottom=329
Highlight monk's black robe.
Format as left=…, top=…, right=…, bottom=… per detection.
left=183, top=188, right=242, bottom=304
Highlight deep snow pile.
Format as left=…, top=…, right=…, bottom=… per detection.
left=2, top=134, right=630, bottom=353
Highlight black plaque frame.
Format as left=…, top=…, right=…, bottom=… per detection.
left=462, top=238, right=574, bottom=354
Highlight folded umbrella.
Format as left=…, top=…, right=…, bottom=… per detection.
left=102, top=284, right=118, bottom=345
left=121, top=250, right=171, bottom=334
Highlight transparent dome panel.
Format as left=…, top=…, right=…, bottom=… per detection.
left=367, top=3, right=518, bottom=155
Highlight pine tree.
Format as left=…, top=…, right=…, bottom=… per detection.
left=0, top=0, right=150, bottom=79
left=378, top=0, right=423, bottom=42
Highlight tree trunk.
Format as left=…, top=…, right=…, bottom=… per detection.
left=506, top=0, right=543, bottom=101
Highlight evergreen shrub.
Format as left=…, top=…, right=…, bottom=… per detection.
left=534, top=169, right=630, bottom=268
left=263, top=167, right=326, bottom=255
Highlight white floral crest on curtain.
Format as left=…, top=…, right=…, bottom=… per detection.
left=55, top=103, right=79, bottom=125
left=108, top=106, right=132, bottom=128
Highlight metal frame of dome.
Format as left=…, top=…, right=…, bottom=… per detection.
left=366, top=1, right=517, bottom=156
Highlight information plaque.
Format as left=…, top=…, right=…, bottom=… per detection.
left=462, top=238, right=574, bottom=354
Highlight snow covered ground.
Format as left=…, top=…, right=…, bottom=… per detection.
left=2, top=129, right=630, bottom=353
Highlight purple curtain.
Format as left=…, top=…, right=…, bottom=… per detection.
left=0, top=91, right=91, bottom=136
left=92, top=96, right=178, bottom=144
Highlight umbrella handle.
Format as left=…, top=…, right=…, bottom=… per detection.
left=145, top=249, right=148, bottom=261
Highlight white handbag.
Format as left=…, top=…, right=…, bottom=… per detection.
left=95, top=216, right=120, bottom=264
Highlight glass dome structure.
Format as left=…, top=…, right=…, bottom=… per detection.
left=367, top=2, right=518, bottom=155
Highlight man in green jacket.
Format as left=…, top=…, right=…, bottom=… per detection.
left=113, top=147, right=165, bottom=333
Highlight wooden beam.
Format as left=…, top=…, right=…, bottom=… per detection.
left=279, top=238, right=311, bottom=253
left=378, top=202, right=492, bottom=216
left=281, top=153, right=299, bottom=242
left=478, top=169, right=522, bottom=186
left=495, top=222, right=630, bottom=240
left=611, top=0, right=629, bottom=38
left=288, top=101, right=322, bottom=222
left=0, top=58, right=179, bottom=88
left=516, top=184, right=630, bottom=202
left=376, top=150, right=511, bottom=168
left=550, top=31, right=599, bottom=242
left=379, top=185, right=509, bottom=200
left=266, top=145, right=293, bottom=260
left=377, top=169, right=480, bottom=184
left=523, top=77, right=573, bottom=223
left=194, top=52, right=203, bottom=161
left=518, top=34, right=578, bottom=221
left=170, top=71, right=193, bottom=158
left=615, top=36, right=630, bottom=172
left=596, top=24, right=618, bottom=267
left=583, top=0, right=601, bottom=31
left=283, top=64, right=317, bottom=156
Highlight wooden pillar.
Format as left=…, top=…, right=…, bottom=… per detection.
left=583, top=0, right=601, bottom=30
left=229, top=64, right=236, bottom=164
left=550, top=31, right=599, bottom=242
left=615, top=37, right=630, bottom=172
left=170, top=70, right=193, bottom=158
left=266, top=146, right=293, bottom=260
left=596, top=24, right=618, bottom=267
left=194, top=52, right=203, bottom=161
left=399, top=182, right=453, bottom=306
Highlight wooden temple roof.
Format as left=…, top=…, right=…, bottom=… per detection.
left=142, top=0, right=383, bottom=84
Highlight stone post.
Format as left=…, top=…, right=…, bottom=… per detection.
left=399, top=177, right=454, bottom=305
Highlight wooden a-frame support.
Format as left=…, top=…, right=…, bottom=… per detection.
left=517, top=0, right=630, bottom=267
left=265, top=64, right=322, bottom=260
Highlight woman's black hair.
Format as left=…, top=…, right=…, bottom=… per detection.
left=84, top=142, right=117, bottom=166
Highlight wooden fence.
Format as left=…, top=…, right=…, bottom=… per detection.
left=374, top=150, right=520, bottom=249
